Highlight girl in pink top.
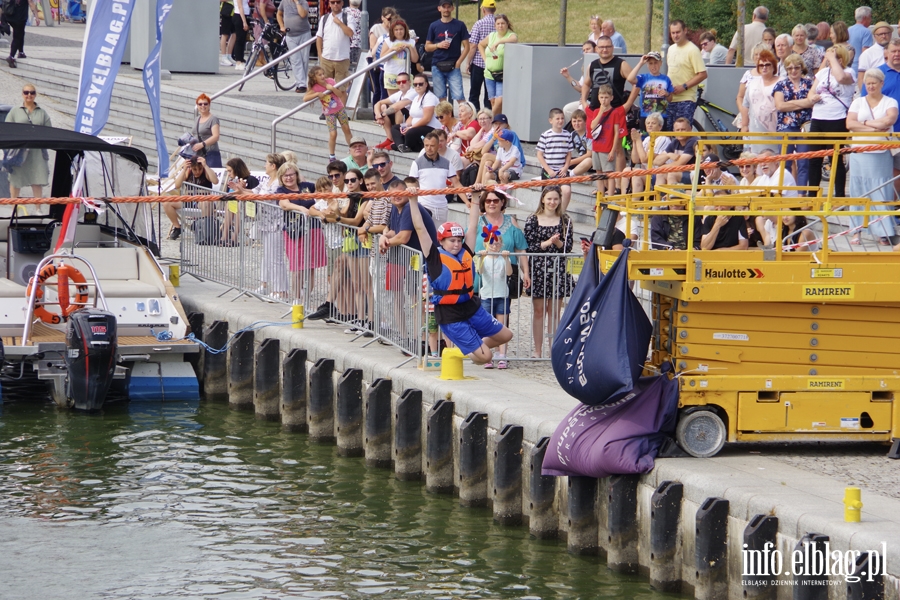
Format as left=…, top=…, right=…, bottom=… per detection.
left=304, top=66, right=353, bottom=160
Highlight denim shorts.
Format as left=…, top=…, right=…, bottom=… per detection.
left=431, top=67, right=464, bottom=101
left=485, top=77, right=503, bottom=100
left=483, top=296, right=510, bottom=315
left=440, top=306, right=504, bottom=355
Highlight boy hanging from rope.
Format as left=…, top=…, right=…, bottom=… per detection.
left=407, top=192, right=513, bottom=365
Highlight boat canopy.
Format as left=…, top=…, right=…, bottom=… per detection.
left=0, top=123, right=148, bottom=169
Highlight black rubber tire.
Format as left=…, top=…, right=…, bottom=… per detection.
left=675, top=409, right=726, bottom=458
left=692, top=119, right=705, bottom=132
left=239, top=47, right=260, bottom=91
left=273, top=50, right=294, bottom=91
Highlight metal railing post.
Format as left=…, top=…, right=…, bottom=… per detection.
left=270, top=50, right=399, bottom=153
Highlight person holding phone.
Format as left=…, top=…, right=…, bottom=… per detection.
left=166, top=156, right=219, bottom=239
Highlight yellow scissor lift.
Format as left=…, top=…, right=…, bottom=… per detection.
left=596, top=131, right=900, bottom=458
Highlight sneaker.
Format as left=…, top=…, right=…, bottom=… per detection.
left=168, top=227, right=181, bottom=240
left=319, top=113, right=326, bottom=120
left=16, top=52, right=25, bottom=59
left=497, top=358, right=508, bottom=370
left=396, top=144, right=412, bottom=153
left=360, top=321, right=375, bottom=338
left=375, top=138, right=393, bottom=150
left=219, top=56, right=232, bottom=66
left=306, top=301, right=333, bottom=320
left=329, top=155, right=336, bottom=162
left=6, top=56, right=16, bottom=68
left=343, top=320, right=362, bottom=334
left=234, top=62, right=245, bottom=70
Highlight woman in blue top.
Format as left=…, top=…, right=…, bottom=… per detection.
left=469, top=188, right=530, bottom=291
left=468, top=187, right=529, bottom=362
left=276, top=162, right=325, bottom=302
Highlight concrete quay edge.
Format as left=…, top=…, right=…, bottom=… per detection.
left=178, top=277, right=900, bottom=589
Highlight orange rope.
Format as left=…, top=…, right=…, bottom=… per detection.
left=2, top=143, right=896, bottom=205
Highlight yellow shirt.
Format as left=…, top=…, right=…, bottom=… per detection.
left=667, top=42, right=707, bottom=102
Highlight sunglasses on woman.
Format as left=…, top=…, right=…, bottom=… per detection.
left=345, top=177, right=359, bottom=183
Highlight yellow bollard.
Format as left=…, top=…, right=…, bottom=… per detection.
left=843, top=487, right=863, bottom=522
left=292, top=304, right=304, bottom=329
left=168, top=264, right=180, bottom=287
left=439, top=347, right=466, bottom=380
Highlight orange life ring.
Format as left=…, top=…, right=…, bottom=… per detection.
left=26, top=263, right=90, bottom=324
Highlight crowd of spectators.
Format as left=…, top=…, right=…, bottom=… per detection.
left=205, top=3, right=900, bottom=248
left=188, top=2, right=900, bottom=363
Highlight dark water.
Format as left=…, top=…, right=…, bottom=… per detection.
left=0, top=400, right=682, bottom=600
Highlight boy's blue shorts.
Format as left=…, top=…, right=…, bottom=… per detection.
left=440, top=307, right=504, bottom=355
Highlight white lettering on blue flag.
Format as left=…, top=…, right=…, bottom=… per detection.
left=143, top=0, right=174, bottom=177
left=75, top=0, right=136, bottom=136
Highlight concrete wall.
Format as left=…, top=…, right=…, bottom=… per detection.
left=505, top=47, right=747, bottom=140
left=129, top=0, right=219, bottom=74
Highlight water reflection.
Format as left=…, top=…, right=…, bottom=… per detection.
left=0, top=400, right=682, bottom=599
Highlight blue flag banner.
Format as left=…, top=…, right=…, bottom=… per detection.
left=143, top=0, right=174, bottom=177
left=74, top=0, right=136, bottom=136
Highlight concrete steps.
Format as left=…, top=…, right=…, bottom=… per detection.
left=18, top=59, right=600, bottom=230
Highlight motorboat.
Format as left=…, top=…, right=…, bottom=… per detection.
left=0, top=123, right=199, bottom=410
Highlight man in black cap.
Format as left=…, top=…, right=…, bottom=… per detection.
left=425, top=0, right=469, bottom=107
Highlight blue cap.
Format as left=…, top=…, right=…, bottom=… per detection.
left=498, top=129, right=515, bottom=142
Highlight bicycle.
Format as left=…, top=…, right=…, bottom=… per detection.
left=692, top=86, right=742, bottom=160
left=240, top=20, right=294, bottom=92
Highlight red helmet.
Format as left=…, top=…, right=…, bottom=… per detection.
left=436, top=222, right=465, bottom=241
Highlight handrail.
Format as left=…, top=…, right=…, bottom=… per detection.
left=270, top=50, right=400, bottom=153
left=211, top=36, right=317, bottom=102
left=783, top=172, right=900, bottom=246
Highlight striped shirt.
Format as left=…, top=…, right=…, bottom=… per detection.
left=536, top=129, right=575, bottom=172
left=365, top=197, right=391, bottom=257
left=468, top=15, right=496, bottom=69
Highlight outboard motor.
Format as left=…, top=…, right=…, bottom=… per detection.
left=65, top=309, right=118, bottom=411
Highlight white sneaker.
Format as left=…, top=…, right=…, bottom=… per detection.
left=234, top=63, right=245, bottom=70
left=219, top=56, right=231, bottom=66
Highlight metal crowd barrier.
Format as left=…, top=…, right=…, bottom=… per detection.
left=477, top=251, right=584, bottom=361
left=177, top=187, right=593, bottom=364
left=178, top=182, right=238, bottom=290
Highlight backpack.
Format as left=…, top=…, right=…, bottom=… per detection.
left=191, top=216, right=220, bottom=246
left=416, top=42, right=432, bottom=72
left=459, top=163, right=479, bottom=188
left=2, top=0, right=24, bottom=20
left=322, top=9, right=348, bottom=30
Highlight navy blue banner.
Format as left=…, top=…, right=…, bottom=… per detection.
left=143, top=0, right=174, bottom=177
left=75, top=0, right=136, bottom=135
